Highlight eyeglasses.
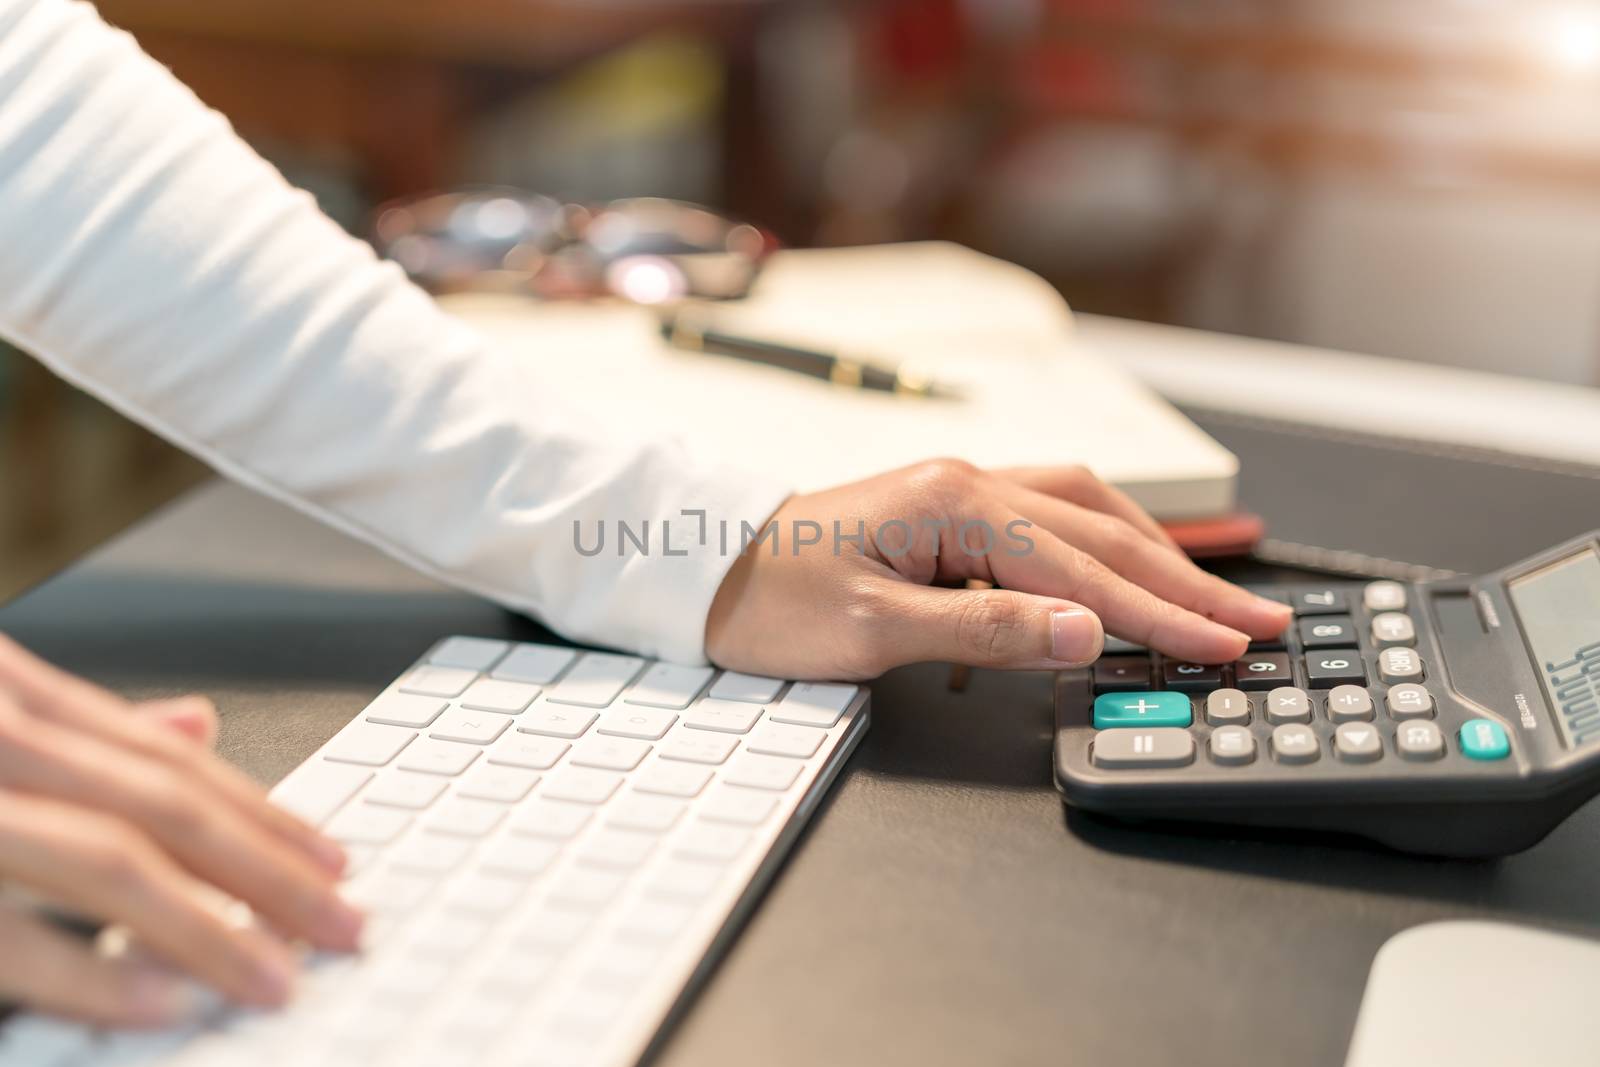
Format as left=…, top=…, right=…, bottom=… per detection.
left=370, top=189, right=778, bottom=303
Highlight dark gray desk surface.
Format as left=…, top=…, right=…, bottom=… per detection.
left=5, top=409, right=1600, bottom=1067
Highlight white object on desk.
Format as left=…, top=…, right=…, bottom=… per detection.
left=444, top=242, right=1240, bottom=519
left=1344, top=920, right=1600, bottom=1067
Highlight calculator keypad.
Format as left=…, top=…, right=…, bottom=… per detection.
left=1079, top=579, right=1514, bottom=773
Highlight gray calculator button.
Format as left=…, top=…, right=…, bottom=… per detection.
left=1334, top=722, right=1383, bottom=763
left=1385, top=683, right=1434, bottom=719
left=1208, top=726, right=1256, bottom=766
left=1205, top=689, right=1251, bottom=726
left=1271, top=724, right=1320, bottom=764
left=1092, top=728, right=1195, bottom=769
left=1265, top=686, right=1311, bottom=725
left=1363, top=581, right=1407, bottom=613
left=1370, top=612, right=1416, bottom=648
left=1378, top=647, right=1424, bottom=684
left=1396, top=720, right=1446, bottom=760
left=1326, top=685, right=1375, bottom=723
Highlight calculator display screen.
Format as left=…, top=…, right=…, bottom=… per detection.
left=1509, top=547, right=1600, bottom=746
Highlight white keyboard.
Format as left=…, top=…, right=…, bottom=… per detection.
left=0, top=637, right=868, bottom=1067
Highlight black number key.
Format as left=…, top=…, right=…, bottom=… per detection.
left=1233, top=652, right=1292, bottom=690
left=1292, top=588, right=1348, bottom=615
left=1297, top=615, right=1356, bottom=649
left=1304, top=650, right=1366, bottom=686
left=1163, top=660, right=1224, bottom=692
left=1093, top=656, right=1152, bottom=693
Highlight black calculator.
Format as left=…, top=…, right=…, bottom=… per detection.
left=1053, top=532, right=1600, bottom=857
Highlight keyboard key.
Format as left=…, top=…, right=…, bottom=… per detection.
left=675, top=823, right=753, bottom=863
left=428, top=637, right=511, bottom=671
left=324, top=722, right=416, bottom=767
left=1091, top=691, right=1191, bottom=729
left=479, top=836, right=562, bottom=880
left=398, top=665, right=478, bottom=698
left=424, top=798, right=506, bottom=838
left=509, top=799, right=593, bottom=839
left=1162, top=660, right=1223, bottom=692
left=493, top=643, right=577, bottom=685
left=646, top=860, right=725, bottom=900
left=1378, top=647, right=1425, bottom=683
left=722, top=755, right=802, bottom=792
left=633, top=762, right=712, bottom=798
left=1203, top=688, right=1251, bottom=726
left=1371, top=612, right=1417, bottom=648
left=407, top=913, right=491, bottom=960
left=607, top=794, right=687, bottom=833
left=596, top=706, right=677, bottom=741
left=1208, top=725, right=1255, bottom=766
left=683, top=699, right=764, bottom=734
left=1271, top=723, right=1320, bottom=764
left=1460, top=719, right=1510, bottom=760
left=770, top=682, right=856, bottom=728
left=541, top=768, right=624, bottom=805
left=1090, top=728, right=1194, bottom=769
left=657, top=731, right=739, bottom=765
left=1386, top=683, right=1434, bottom=719
left=1233, top=652, right=1292, bottom=690
left=745, top=723, right=826, bottom=759
left=1265, top=686, right=1311, bottom=724
left=547, top=869, right=627, bottom=910
left=578, top=829, right=659, bottom=870
left=1397, top=720, right=1446, bottom=761
left=545, top=652, right=646, bottom=708
left=1334, top=722, right=1382, bottom=763
left=1292, top=588, right=1348, bottom=615
left=517, top=706, right=599, bottom=739
left=1304, top=650, right=1366, bottom=686
left=1092, top=656, right=1151, bottom=693
left=515, top=910, right=595, bottom=950
left=1298, top=615, right=1356, bottom=649
left=707, top=672, right=784, bottom=703
left=443, top=874, right=524, bottom=916
left=1326, top=684, right=1375, bottom=723
left=429, top=709, right=510, bottom=745
left=456, top=764, right=541, bottom=803
left=389, top=834, right=475, bottom=874
left=362, top=770, right=448, bottom=810
left=325, top=803, right=413, bottom=845
left=624, top=663, right=713, bottom=709
left=459, top=679, right=540, bottom=714
left=489, top=733, right=570, bottom=770
left=1363, top=581, right=1408, bottom=613
left=396, top=739, right=481, bottom=777
left=700, top=786, right=778, bottom=826
left=364, top=693, right=448, bottom=729
left=1100, top=636, right=1147, bottom=654
left=570, top=737, right=652, bottom=772
left=272, top=760, right=372, bottom=825
left=616, top=900, right=694, bottom=944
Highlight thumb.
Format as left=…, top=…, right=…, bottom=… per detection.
left=886, top=585, right=1105, bottom=670
left=133, top=695, right=219, bottom=748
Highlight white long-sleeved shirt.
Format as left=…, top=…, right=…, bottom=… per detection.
left=0, top=0, right=792, bottom=663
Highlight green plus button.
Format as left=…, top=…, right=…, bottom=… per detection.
left=1094, top=691, right=1192, bottom=729
left=1460, top=718, right=1510, bottom=760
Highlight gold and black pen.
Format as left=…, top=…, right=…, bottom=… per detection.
left=658, top=313, right=963, bottom=400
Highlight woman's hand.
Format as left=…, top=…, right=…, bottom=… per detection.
left=0, top=636, right=361, bottom=1027
left=707, top=460, right=1291, bottom=679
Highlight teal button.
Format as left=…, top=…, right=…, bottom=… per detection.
left=1460, top=718, right=1510, bottom=760
left=1093, top=691, right=1192, bottom=729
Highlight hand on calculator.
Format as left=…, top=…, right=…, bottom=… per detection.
left=0, top=636, right=360, bottom=1026
left=707, top=460, right=1291, bottom=679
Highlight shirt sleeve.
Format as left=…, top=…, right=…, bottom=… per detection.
left=0, top=0, right=792, bottom=664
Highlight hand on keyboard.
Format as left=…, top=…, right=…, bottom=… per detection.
left=0, top=635, right=360, bottom=1027
left=706, top=459, right=1292, bottom=678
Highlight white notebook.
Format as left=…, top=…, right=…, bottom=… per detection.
left=444, top=242, right=1237, bottom=519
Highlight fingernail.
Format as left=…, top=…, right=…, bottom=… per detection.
left=251, top=950, right=297, bottom=1006
left=1050, top=608, right=1103, bottom=665
left=309, top=836, right=348, bottom=875
left=128, top=967, right=210, bottom=1026
left=322, top=898, right=366, bottom=948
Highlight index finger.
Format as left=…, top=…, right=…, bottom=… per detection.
left=994, top=465, right=1182, bottom=552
